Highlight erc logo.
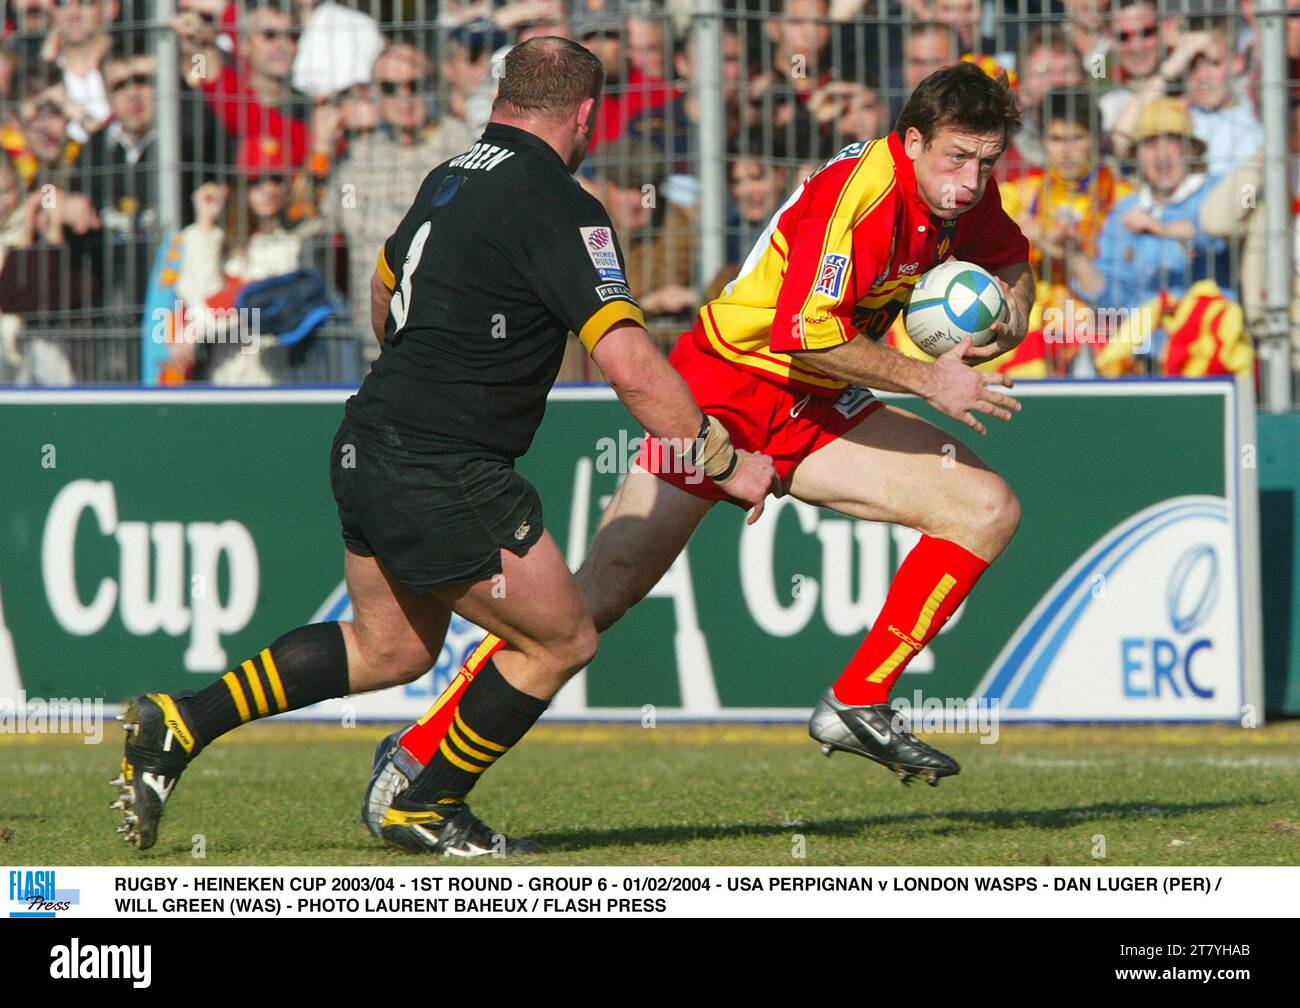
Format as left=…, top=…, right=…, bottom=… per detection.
left=1121, top=543, right=1218, bottom=699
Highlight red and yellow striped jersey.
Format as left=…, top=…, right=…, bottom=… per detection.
left=696, top=132, right=1030, bottom=394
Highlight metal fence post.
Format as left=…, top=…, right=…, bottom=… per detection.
left=1256, top=0, right=1295, bottom=412
left=154, top=0, right=181, bottom=238
left=693, top=0, right=726, bottom=292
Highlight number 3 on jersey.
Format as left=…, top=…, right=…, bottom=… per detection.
left=390, top=221, right=432, bottom=334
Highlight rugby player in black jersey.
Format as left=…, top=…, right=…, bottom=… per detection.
left=113, top=37, right=776, bottom=856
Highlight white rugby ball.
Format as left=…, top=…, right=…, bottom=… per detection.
left=904, top=260, right=1007, bottom=357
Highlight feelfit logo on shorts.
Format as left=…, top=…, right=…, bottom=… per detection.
left=581, top=227, right=626, bottom=282
left=814, top=254, right=849, bottom=299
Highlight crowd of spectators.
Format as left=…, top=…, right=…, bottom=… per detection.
left=0, top=0, right=1293, bottom=386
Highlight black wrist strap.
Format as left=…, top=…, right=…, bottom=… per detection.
left=683, top=415, right=710, bottom=467
left=713, top=446, right=740, bottom=484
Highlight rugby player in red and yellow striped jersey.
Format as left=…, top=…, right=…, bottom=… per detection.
left=696, top=125, right=1029, bottom=394
left=363, top=63, right=1036, bottom=827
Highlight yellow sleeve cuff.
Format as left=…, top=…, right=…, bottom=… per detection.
left=376, top=247, right=396, bottom=290
left=578, top=300, right=645, bottom=352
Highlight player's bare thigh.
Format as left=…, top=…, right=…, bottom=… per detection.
left=788, top=404, right=1021, bottom=560
left=342, top=549, right=452, bottom=692
left=432, top=531, right=596, bottom=699
left=577, top=466, right=715, bottom=632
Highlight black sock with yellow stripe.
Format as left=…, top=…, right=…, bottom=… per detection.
left=402, top=657, right=547, bottom=805
left=178, top=622, right=350, bottom=748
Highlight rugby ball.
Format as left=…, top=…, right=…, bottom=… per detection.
left=904, top=260, right=1007, bottom=357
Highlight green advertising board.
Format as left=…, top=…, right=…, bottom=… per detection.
left=0, top=382, right=1262, bottom=723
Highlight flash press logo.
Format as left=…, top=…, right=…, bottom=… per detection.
left=8, top=870, right=78, bottom=917
left=49, top=939, right=151, bottom=988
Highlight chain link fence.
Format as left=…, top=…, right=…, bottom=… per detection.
left=0, top=0, right=1294, bottom=404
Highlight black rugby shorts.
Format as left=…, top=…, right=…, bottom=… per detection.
left=330, top=421, right=545, bottom=593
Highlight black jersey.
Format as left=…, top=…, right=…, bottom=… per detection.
left=344, top=122, right=644, bottom=460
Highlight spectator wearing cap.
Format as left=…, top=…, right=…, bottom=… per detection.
left=1070, top=98, right=1233, bottom=358
left=41, top=0, right=115, bottom=142
left=316, top=43, right=473, bottom=357
left=174, top=0, right=312, bottom=170
left=573, top=0, right=674, bottom=148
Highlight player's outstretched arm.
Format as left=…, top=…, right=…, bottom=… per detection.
left=798, top=335, right=1021, bottom=436
left=592, top=322, right=779, bottom=522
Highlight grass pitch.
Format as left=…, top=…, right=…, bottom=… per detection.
left=3, top=721, right=1299, bottom=866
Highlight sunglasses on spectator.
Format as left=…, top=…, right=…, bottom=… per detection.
left=1117, top=26, right=1158, bottom=43
left=378, top=79, right=427, bottom=96
left=54, top=0, right=102, bottom=7
left=247, top=173, right=288, bottom=187
left=258, top=28, right=298, bottom=43
left=109, top=73, right=154, bottom=94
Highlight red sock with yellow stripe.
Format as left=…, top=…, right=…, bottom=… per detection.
left=178, top=622, right=351, bottom=748
left=832, top=536, right=989, bottom=706
left=399, top=634, right=506, bottom=764
left=401, top=654, right=547, bottom=806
